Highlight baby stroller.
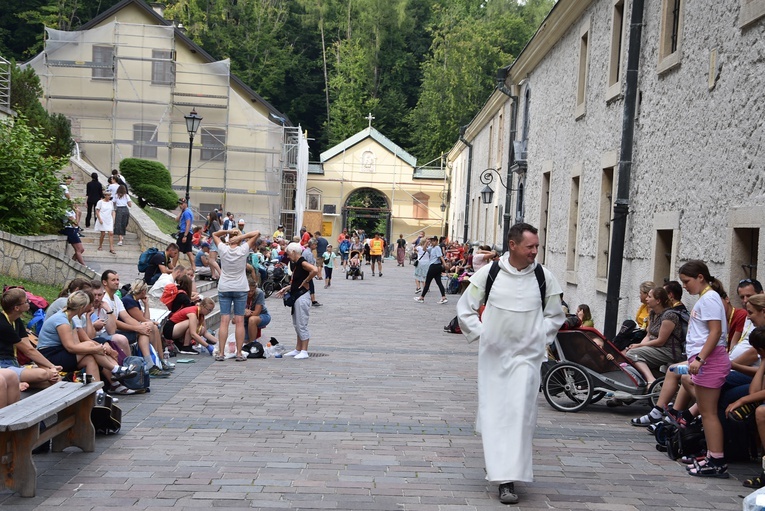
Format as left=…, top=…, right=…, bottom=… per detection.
left=541, top=327, right=664, bottom=412
left=346, top=250, right=364, bottom=280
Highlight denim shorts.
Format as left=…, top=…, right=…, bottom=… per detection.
left=219, top=290, right=248, bottom=316
left=0, top=360, right=23, bottom=377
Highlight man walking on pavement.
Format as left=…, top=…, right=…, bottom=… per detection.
left=369, top=232, right=384, bottom=276
left=176, top=198, right=195, bottom=273
left=456, top=223, right=565, bottom=505
left=314, top=231, right=328, bottom=280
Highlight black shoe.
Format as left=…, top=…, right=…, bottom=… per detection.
left=498, top=482, right=518, bottom=504
left=312, top=301, right=322, bottom=307
left=177, top=347, right=198, bottom=355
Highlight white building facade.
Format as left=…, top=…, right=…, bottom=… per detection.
left=447, top=0, right=765, bottom=335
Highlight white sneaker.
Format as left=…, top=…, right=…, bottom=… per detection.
left=414, top=296, right=424, bottom=303
left=284, top=349, right=300, bottom=357
left=438, top=297, right=448, bottom=304
left=294, top=351, right=309, bottom=359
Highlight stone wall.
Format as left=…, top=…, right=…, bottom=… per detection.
left=0, top=231, right=98, bottom=285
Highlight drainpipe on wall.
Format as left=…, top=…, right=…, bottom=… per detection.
left=459, top=126, right=473, bottom=243
left=603, top=0, right=646, bottom=340
left=496, top=67, right=518, bottom=254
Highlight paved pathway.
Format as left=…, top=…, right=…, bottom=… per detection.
left=1, top=261, right=757, bottom=510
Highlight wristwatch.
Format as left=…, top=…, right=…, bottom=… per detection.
left=695, top=355, right=705, bottom=365
left=106, top=310, right=114, bottom=315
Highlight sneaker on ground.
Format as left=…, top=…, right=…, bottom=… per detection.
left=177, top=347, right=198, bottom=355
left=498, top=482, right=518, bottom=504
left=312, top=301, right=322, bottom=307
left=112, top=365, right=138, bottom=381
left=379, top=273, right=382, bottom=276
left=161, top=361, right=175, bottom=371
left=294, top=351, right=309, bottom=359
left=414, top=296, right=424, bottom=303
left=284, top=349, right=300, bottom=357
left=438, top=297, right=448, bottom=304
left=149, top=366, right=171, bottom=378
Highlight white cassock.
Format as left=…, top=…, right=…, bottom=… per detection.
left=457, top=254, right=564, bottom=483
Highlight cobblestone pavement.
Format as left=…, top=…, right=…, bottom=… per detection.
left=1, top=260, right=757, bottom=510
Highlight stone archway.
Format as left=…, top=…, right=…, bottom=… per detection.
left=342, top=188, right=391, bottom=240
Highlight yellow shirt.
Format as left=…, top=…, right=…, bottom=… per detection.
left=635, top=303, right=650, bottom=329
left=272, top=229, right=284, bottom=239
left=369, top=238, right=383, bottom=256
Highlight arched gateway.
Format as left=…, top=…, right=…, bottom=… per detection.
left=342, top=188, right=391, bottom=239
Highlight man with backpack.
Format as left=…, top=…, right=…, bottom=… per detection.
left=142, top=243, right=178, bottom=285
left=339, top=236, right=351, bottom=272
left=456, top=223, right=565, bottom=505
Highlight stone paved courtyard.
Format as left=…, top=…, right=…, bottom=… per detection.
left=0, top=260, right=757, bottom=510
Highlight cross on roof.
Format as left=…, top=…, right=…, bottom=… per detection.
left=365, top=112, right=375, bottom=128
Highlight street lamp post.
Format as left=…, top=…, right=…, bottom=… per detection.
left=184, top=108, right=203, bottom=204
left=479, top=167, right=518, bottom=252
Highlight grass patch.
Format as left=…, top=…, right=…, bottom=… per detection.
left=143, top=206, right=178, bottom=235
left=0, top=275, right=61, bottom=305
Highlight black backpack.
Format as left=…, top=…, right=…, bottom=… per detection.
left=445, top=316, right=462, bottom=334
left=655, top=418, right=706, bottom=460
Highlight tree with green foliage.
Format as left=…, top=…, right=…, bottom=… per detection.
left=408, top=0, right=554, bottom=162
left=119, top=158, right=179, bottom=210
left=0, top=117, right=69, bottom=234
left=10, top=62, right=73, bottom=158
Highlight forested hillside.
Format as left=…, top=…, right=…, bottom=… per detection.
left=0, top=0, right=553, bottom=160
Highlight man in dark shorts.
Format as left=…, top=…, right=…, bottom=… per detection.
left=369, top=232, right=384, bottom=276
left=314, top=231, right=329, bottom=279
left=62, top=209, right=85, bottom=265
left=143, top=243, right=179, bottom=285
left=176, top=198, right=195, bottom=273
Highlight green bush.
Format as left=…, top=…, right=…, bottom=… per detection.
left=0, top=117, right=69, bottom=234
left=119, top=158, right=179, bottom=209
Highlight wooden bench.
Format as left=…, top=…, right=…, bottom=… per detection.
left=0, top=381, right=103, bottom=497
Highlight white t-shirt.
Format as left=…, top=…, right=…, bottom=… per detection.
left=114, top=194, right=131, bottom=207
left=217, top=242, right=250, bottom=292
left=685, top=290, right=727, bottom=356
left=107, top=183, right=120, bottom=197
left=149, top=273, right=174, bottom=299
left=102, top=292, right=125, bottom=317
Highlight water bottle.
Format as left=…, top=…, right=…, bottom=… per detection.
left=670, top=365, right=693, bottom=375
left=163, top=348, right=170, bottom=364
left=265, top=342, right=273, bottom=358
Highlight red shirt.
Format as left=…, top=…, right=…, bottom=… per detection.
left=300, top=232, right=311, bottom=246
left=728, top=307, right=748, bottom=344
left=169, top=305, right=203, bottom=324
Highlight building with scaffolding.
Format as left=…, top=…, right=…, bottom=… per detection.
left=306, top=126, right=447, bottom=242
left=0, top=56, right=12, bottom=119
left=26, top=0, right=308, bottom=235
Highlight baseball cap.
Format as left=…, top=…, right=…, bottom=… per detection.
left=178, top=198, right=187, bottom=204
left=200, top=241, right=210, bottom=248
left=238, top=218, right=245, bottom=224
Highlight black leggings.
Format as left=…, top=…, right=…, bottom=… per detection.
left=421, top=264, right=445, bottom=298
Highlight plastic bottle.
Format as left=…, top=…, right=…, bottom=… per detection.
left=163, top=348, right=170, bottom=365
left=669, top=365, right=698, bottom=375
left=265, top=342, right=273, bottom=358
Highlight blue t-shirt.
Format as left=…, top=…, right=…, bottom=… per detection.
left=178, top=209, right=193, bottom=233
left=316, top=236, right=329, bottom=255
left=195, top=250, right=206, bottom=267
left=251, top=288, right=268, bottom=316
left=37, top=310, right=72, bottom=350
left=121, top=294, right=142, bottom=313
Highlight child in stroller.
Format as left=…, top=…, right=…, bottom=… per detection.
left=346, top=250, right=364, bottom=280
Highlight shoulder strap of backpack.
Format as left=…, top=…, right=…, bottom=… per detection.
left=483, top=261, right=500, bottom=305
left=534, top=263, right=547, bottom=309
left=484, top=260, right=547, bottom=309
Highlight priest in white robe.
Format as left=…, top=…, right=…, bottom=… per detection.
left=457, top=223, right=565, bottom=504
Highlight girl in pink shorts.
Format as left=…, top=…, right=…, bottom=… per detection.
left=679, top=260, right=731, bottom=478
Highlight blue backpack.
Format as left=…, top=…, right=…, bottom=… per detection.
left=120, top=356, right=150, bottom=393
left=137, top=247, right=160, bottom=273
left=340, top=239, right=350, bottom=253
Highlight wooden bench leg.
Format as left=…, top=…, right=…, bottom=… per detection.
left=52, top=394, right=96, bottom=453
left=0, top=428, right=39, bottom=497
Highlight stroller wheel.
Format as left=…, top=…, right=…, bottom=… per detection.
left=542, top=362, right=593, bottom=412
left=647, top=377, right=665, bottom=408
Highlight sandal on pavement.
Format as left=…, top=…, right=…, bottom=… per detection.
left=744, top=472, right=765, bottom=489
left=235, top=354, right=247, bottom=362
left=109, top=384, right=136, bottom=395
left=631, top=410, right=663, bottom=427
left=688, top=458, right=729, bottom=478
left=214, top=355, right=225, bottom=362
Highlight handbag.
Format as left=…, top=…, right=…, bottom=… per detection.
left=283, top=287, right=307, bottom=307
left=414, top=251, right=425, bottom=267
